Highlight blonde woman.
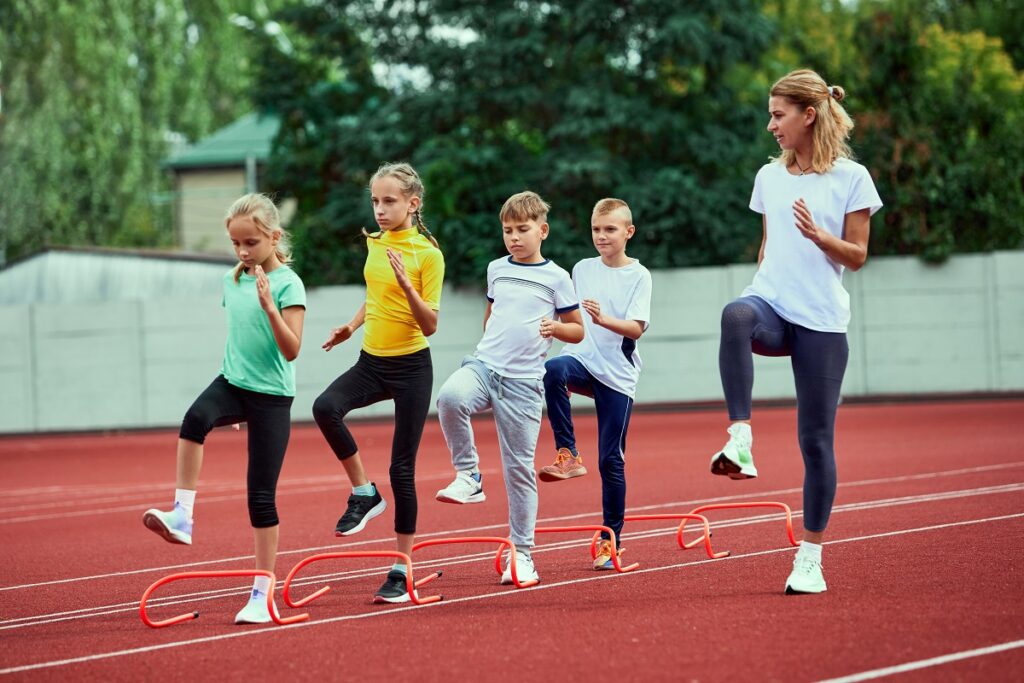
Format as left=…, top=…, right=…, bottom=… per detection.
left=143, top=194, right=306, bottom=624
left=710, top=70, right=882, bottom=594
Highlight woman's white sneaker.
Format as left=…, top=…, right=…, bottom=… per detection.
left=785, top=553, right=827, bottom=594
left=710, top=423, right=758, bottom=479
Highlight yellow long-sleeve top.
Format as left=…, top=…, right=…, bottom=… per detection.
left=362, top=226, right=445, bottom=357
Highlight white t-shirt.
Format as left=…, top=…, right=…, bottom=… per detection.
left=474, top=256, right=579, bottom=379
left=560, top=257, right=652, bottom=398
left=743, top=158, right=883, bottom=332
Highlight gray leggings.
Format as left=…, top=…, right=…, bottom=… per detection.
left=719, top=296, right=849, bottom=532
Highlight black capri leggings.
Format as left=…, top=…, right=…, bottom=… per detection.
left=312, top=348, right=433, bottom=535
left=719, top=296, right=849, bottom=532
left=179, top=375, right=294, bottom=529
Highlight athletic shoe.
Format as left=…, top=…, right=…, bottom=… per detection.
left=435, top=471, right=486, bottom=504
left=592, top=539, right=625, bottom=570
left=785, top=552, right=827, bottom=594
left=234, top=588, right=279, bottom=624
left=710, top=423, right=758, bottom=479
left=334, top=486, right=387, bottom=536
left=500, top=551, right=539, bottom=585
left=373, top=570, right=412, bottom=604
left=142, top=502, right=193, bottom=545
left=538, top=448, right=588, bottom=482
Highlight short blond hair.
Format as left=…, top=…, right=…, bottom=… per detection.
left=500, top=191, right=550, bottom=223
left=592, top=198, right=632, bottom=223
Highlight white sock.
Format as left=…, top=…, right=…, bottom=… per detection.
left=799, top=541, right=822, bottom=561
left=252, top=575, right=272, bottom=597
left=174, top=489, right=196, bottom=518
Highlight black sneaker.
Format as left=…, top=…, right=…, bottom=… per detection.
left=334, top=485, right=387, bottom=536
left=373, top=570, right=411, bottom=604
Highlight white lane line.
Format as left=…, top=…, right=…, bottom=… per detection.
left=2, top=512, right=1022, bottom=676
left=4, top=484, right=1022, bottom=629
left=817, top=639, right=1024, bottom=682
left=3, top=461, right=1021, bottom=523
left=3, top=474, right=1022, bottom=593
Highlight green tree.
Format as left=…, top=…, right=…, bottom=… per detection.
left=853, top=2, right=1024, bottom=259
left=0, top=0, right=280, bottom=264
left=264, top=1, right=776, bottom=286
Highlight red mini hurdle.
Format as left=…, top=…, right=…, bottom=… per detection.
left=140, top=569, right=309, bottom=628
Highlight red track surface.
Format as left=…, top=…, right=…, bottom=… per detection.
left=2, top=400, right=1022, bottom=682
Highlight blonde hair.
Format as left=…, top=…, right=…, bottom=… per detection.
left=363, top=162, right=439, bottom=247
left=225, top=193, right=290, bottom=283
left=770, top=69, right=854, bottom=174
left=593, top=198, right=632, bottom=224
left=500, top=191, right=550, bottom=224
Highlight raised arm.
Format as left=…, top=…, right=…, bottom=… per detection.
left=580, top=299, right=646, bottom=340
left=255, top=265, right=304, bottom=361
left=794, top=201, right=870, bottom=271
left=539, top=308, right=585, bottom=344
left=387, top=248, right=439, bottom=336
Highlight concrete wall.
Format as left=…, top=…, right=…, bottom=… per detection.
left=3, top=251, right=1022, bottom=433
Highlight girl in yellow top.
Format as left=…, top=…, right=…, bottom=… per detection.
left=312, top=162, right=444, bottom=603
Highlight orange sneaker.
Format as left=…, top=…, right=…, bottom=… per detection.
left=593, top=539, right=625, bottom=570
left=538, top=448, right=587, bottom=482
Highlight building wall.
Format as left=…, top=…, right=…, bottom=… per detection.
left=2, top=251, right=1022, bottom=433
left=175, top=169, right=248, bottom=255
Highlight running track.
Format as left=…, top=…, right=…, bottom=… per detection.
left=1, top=399, right=1022, bottom=682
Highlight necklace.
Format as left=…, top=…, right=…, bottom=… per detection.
left=795, top=159, right=811, bottom=176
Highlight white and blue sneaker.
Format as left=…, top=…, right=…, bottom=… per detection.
left=234, top=588, right=279, bottom=624
left=436, top=471, right=486, bottom=504
left=143, top=502, right=193, bottom=545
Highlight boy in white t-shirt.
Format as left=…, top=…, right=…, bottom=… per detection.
left=435, top=191, right=584, bottom=584
left=539, top=198, right=652, bottom=570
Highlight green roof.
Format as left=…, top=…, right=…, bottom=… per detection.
left=165, top=112, right=280, bottom=169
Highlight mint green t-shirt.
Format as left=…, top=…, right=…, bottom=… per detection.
left=220, top=265, right=306, bottom=397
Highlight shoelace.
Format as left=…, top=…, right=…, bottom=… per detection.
left=595, top=540, right=614, bottom=562
left=795, top=556, right=821, bottom=574
left=342, top=496, right=375, bottom=521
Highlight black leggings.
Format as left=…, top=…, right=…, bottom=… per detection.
left=719, top=296, right=848, bottom=532
left=312, top=348, right=433, bottom=535
left=179, top=375, right=293, bottom=529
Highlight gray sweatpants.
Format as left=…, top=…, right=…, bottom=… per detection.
left=436, top=356, right=543, bottom=553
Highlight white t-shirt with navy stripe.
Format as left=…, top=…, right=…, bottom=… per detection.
left=743, top=158, right=883, bottom=332
left=474, top=256, right=579, bottom=379
left=560, top=257, right=652, bottom=398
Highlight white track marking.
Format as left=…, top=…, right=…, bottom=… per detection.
left=3, top=484, right=1022, bottom=628
left=3, top=470, right=1021, bottom=592
left=2, top=512, right=1022, bottom=676
left=817, top=639, right=1024, bottom=682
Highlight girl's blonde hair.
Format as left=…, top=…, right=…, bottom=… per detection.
left=770, top=69, right=854, bottom=174
left=225, top=193, right=290, bottom=283
left=364, top=162, right=439, bottom=247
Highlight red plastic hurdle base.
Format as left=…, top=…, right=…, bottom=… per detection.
left=623, top=513, right=728, bottom=558
left=282, top=550, right=441, bottom=608
left=679, top=501, right=800, bottom=554
left=412, top=536, right=539, bottom=589
left=535, top=524, right=639, bottom=572
left=140, top=569, right=308, bottom=628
